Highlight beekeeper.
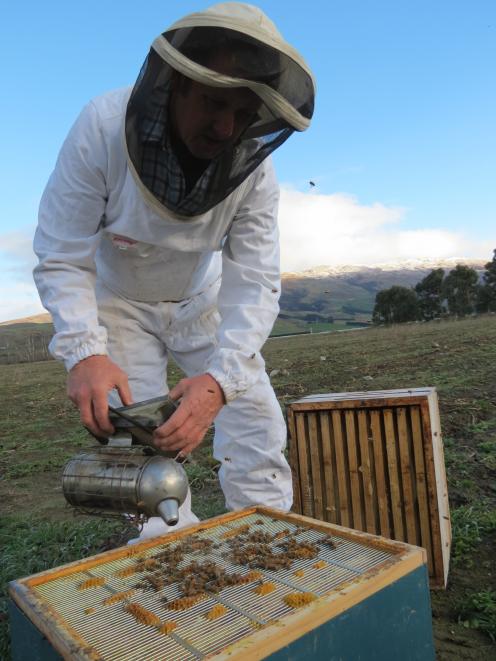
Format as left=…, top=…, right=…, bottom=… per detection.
left=33, top=2, right=315, bottom=538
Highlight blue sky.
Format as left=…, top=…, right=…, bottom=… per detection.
left=1, top=1, right=495, bottom=320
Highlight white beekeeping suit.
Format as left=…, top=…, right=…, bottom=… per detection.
left=33, top=2, right=316, bottom=538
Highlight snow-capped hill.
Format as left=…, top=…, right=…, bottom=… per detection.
left=282, top=258, right=485, bottom=279
left=278, top=258, right=488, bottom=325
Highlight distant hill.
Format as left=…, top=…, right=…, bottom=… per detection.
left=0, top=259, right=487, bottom=357
left=276, top=258, right=486, bottom=332
left=0, top=312, right=51, bottom=327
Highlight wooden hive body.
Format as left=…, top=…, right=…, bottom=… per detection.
left=9, top=507, right=434, bottom=660
left=287, top=387, right=451, bottom=588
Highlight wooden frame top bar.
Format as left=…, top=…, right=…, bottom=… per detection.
left=289, top=388, right=436, bottom=411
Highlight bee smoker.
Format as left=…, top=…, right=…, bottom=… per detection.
left=62, top=397, right=189, bottom=526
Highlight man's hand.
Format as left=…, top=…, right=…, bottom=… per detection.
left=153, top=374, right=225, bottom=455
left=67, top=355, right=133, bottom=437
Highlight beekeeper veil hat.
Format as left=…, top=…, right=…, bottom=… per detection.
left=125, top=2, right=316, bottom=217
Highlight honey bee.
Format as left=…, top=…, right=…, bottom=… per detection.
left=278, top=539, right=319, bottom=559
left=179, top=536, right=214, bottom=553
left=140, top=558, right=160, bottom=570
left=321, top=536, right=337, bottom=550
left=273, top=528, right=291, bottom=540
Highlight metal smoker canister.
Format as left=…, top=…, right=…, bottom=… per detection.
left=62, top=447, right=188, bottom=525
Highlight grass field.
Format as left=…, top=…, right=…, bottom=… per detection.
left=1, top=315, right=495, bottom=657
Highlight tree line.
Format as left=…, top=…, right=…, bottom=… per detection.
left=372, top=249, right=496, bottom=324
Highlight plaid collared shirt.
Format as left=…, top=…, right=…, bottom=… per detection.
left=140, top=86, right=216, bottom=215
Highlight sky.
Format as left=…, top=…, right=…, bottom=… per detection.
left=1, top=0, right=495, bottom=321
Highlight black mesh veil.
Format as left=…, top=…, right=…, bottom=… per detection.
left=125, top=22, right=315, bottom=217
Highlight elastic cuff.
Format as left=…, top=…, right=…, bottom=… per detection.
left=206, top=368, right=248, bottom=403
left=64, top=343, right=108, bottom=372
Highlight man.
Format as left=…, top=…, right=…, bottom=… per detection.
left=33, top=2, right=315, bottom=538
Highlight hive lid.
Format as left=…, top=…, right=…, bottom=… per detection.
left=289, top=387, right=437, bottom=406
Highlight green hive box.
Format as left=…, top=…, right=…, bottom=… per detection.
left=9, top=507, right=434, bottom=660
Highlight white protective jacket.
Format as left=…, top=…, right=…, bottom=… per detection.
left=33, top=3, right=315, bottom=402
left=33, top=87, right=281, bottom=402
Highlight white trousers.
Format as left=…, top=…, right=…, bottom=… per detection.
left=96, top=280, right=292, bottom=540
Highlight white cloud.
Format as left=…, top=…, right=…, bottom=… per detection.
left=1, top=229, right=36, bottom=260
left=0, top=227, right=42, bottom=322
left=0, top=195, right=493, bottom=322
left=1, top=228, right=37, bottom=274
left=0, top=282, right=45, bottom=322
left=278, top=188, right=492, bottom=272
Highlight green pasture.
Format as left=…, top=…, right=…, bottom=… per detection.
left=1, top=315, right=495, bottom=658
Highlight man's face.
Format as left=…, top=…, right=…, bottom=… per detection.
left=170, top=78, right=261, bottom=161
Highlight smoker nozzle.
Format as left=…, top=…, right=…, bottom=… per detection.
left=156, top=498, right=180, bottom=526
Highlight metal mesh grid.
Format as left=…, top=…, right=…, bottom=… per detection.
left=32, top=512, right=396, bottom=660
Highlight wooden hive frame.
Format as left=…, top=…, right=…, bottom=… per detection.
left=287, top=387, right=451, bottom=588
left=9, top=507, right=434, bottom=660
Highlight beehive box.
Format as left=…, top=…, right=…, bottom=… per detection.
left=9, top=507, right=434, bottom=660
left=287, top=387, right=451, bottom=588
